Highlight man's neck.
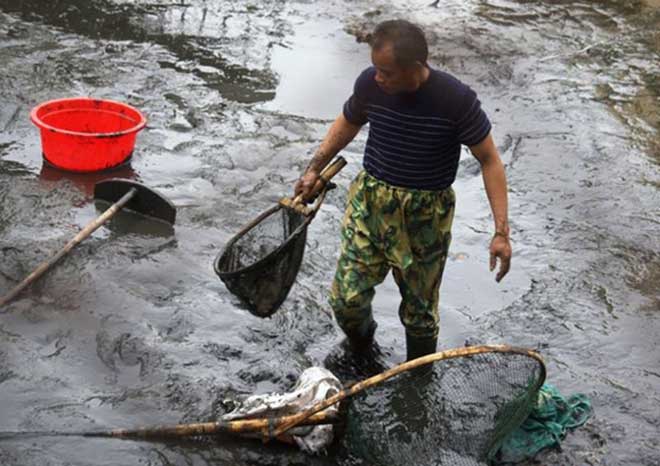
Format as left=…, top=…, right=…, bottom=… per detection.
left=407, top=66, right=430, bottom=92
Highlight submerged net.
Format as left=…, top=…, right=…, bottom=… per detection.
left=214, top=205, right=311, bottom=317
left=340, top=349, right=545, bottom=466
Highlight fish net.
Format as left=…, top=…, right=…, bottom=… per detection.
left=339, top=348, right=546, bottom=466
left=214, top=157, right=345, bottom=318
left=0, top=345, right=549, bottom=465
left=214, top=204, right=311, bottom=317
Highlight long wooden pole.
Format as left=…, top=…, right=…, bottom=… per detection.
left=100, top=410, right=339, bottom=439
left=0, top=188, right=137, bottom=308
left=0, top=410, right=340, bottom=441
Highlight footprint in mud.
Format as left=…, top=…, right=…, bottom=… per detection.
left=0, top=347, right=16, bottom=385
left=158, top=313, right=195, bottom=343
left=37, top=330, right=70, bottom=359
left=203, top=342, right=243, bottom=362
left=95, top=318, right=163, bottom=386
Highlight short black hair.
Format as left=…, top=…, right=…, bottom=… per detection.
left=370, top=20, right=428, bottom=68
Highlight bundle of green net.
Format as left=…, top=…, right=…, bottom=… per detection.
left=340, top=347, right=591, bottom=465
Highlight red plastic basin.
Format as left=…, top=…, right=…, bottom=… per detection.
left=31, top=97, right=147, bottom=172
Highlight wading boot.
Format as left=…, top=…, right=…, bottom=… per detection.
left=405, top=332, right=438, bottom=361
left=324, top=318, right=385, bottom=382
left=405, top=333, right=438, bottom=380
left=344, top=318, right=377, bottom=353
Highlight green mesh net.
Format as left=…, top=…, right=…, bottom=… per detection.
left=495, top=383, right=592, bottom=464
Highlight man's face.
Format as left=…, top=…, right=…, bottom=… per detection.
left=371, top=43, right=417, bottom=94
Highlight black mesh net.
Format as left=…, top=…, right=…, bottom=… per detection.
left=341, top=351, right=545, bottom=466
left=214, top=205, right=311, bottom=317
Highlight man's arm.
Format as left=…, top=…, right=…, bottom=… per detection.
left=295, top=114, right=362, bottom=199
left=469, top=133, right=512, bottom=282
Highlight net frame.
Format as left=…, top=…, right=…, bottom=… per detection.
left=273, top=345, right=546, bottom=461
left=213, top=187, right=330, bottom=317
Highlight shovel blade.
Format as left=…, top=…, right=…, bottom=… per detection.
left=94, top=179, right=176, bottom=225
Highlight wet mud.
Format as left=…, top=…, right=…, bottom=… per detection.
left=0, top=0, right=658, bottom=465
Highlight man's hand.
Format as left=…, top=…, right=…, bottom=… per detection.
left=489, top=234, right=511, bottom=282
left=469, top=134, right=512, bottom=283
left=294, top=169, right=320, bottom=202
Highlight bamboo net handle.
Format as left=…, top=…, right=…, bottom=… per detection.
left=0, top=411, right=340, bottom=440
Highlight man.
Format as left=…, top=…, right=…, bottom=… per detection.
left=295, top=20, right=511, bottom=361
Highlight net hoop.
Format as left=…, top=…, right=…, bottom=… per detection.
left=214, top=185, right=333, bottom=279
left=213, top=204, right=312, bottom=279
left=213, top=186, right=334, bottom=316
left=273, top=344, right=546, bottom=438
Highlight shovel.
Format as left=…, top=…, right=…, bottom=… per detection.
left=0, top=179, right=176, bottom=308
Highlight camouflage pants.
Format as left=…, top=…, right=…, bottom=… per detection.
left=329, top=171, right=455, bottom=339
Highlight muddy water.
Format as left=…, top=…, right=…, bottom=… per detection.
left=0, top=0, right=658, bottom=465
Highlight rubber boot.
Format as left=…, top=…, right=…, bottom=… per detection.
left=343, top=318, right=377, bottom=354
left=405, top=332, right=438, bottom=361
left=405, top=333, right=438, bottom=381
left=325, top=318, right=383, bottom=382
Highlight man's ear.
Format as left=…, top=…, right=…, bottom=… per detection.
left=413, top=61, right=427, bottom=73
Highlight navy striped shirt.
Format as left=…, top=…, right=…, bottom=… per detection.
left=343, top=67, right=491, bottom=190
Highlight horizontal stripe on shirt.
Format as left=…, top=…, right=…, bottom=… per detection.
left=367, top=104, right=454, bottom=123
left=364, top=159, right=457, bottom=183
left=366, top=145, right=459, bottom=169
left=368, top=115, right=453, bottom=137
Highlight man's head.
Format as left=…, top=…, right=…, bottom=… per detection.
left=369, top=20, right=429, bottom=94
